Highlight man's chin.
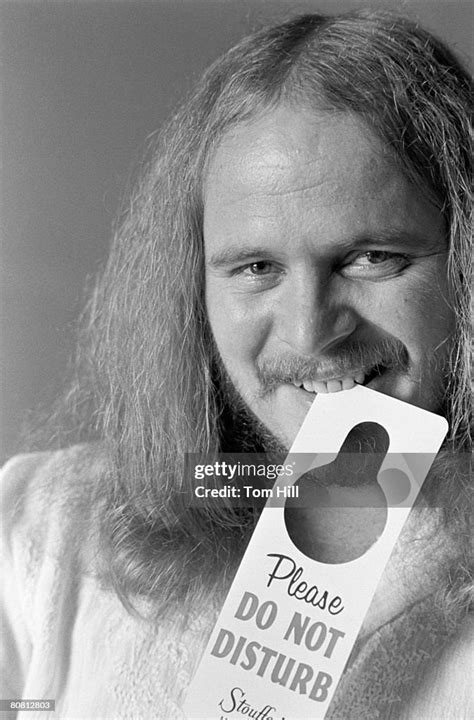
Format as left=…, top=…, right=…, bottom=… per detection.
left=219, top=387, right=291, bottom=456
left=236, top=406, right=291, bottom=456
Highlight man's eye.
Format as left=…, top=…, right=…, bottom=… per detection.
left=242, top=261, right=276, bottom=276
left=356, top=251, right=401, bottom=264
left=230, top=260, right=282, bottom=288
left=343, top=250, right=410, bottom=277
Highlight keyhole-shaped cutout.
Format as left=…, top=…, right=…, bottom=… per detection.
left=284, top=422, right=403, bottom=564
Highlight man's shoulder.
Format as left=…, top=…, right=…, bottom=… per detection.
left=1, top=442, right=108, bottom=509
left=0, top=443, right=109, bottom=562
left=1, top=441, right=107, bottom=483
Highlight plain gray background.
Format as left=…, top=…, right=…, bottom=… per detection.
left=1, top=0, right=472, bottom=460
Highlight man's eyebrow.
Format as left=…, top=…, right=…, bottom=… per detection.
left=348, top=230, right=446, bottom=251
left=207, top=247, right=278, bottom=268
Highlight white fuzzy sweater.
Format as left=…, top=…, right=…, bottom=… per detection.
left=0, top=445, right=472, bottom=719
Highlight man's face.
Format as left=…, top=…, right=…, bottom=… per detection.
left=204, top=106, right=453, bottom=449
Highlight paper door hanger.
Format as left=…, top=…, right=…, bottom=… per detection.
left=184, top=385, right=448, bottom=720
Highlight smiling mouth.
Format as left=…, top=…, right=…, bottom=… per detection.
left=291, top=363, right=388, bottom=393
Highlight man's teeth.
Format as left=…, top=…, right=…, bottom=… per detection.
left=294, top=371, right=366, bottom=394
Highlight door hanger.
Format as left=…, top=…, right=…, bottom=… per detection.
left=184, top=385, right=448, bottom=719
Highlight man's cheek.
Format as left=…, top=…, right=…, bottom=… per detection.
left=367, top=281, right=452, bottom=351
left=402, top=266, right=454, bottom=334
left=394, top=298, right=453, bottom=355
left=219, top=310, right=269, bottom=361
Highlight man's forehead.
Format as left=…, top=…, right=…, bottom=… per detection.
left=204, top=106, right=393, bottom=201
left=203, top=105, right=446, bottom=250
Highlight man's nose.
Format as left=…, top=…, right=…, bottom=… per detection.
left=275, top=276, right=358, bottom=356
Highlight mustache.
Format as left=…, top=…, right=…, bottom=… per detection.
left=256, top=337, right=410, bottom=394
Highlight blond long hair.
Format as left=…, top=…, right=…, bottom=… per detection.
left=47, top=11, right=472, bottom=608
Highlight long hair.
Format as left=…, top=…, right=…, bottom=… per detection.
left=47, top=11, right=472, bottom=610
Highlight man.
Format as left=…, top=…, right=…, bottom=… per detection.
left=1, top=10, right=472, bottom=720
